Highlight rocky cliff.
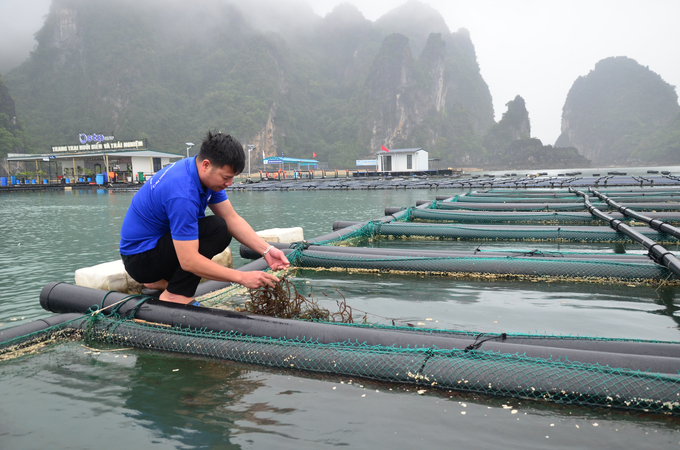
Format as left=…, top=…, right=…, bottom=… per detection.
left=5, top=0, right=494, bottom=167
left=481, top=95, right=588, bottom=169
left=361, top=28, right=493, bottom=163
left=0, top=77, right=17, bottom=130
left=0, top=75, right=27, bottom=157
left=555, top=56, right=680, bottom=165
left=483, top=95, right=530, bottom=150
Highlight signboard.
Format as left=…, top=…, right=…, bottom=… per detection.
left=263, top=157, right=283, bottom=165
left=356, top=160, right=377, bottom=166
left=51, top=139, right=146, bottom=153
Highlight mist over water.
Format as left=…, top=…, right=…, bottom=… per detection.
left=2, top=0, right=679, bottom=144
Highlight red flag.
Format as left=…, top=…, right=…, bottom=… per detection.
left=312, top=152, right=317, bottom=158
left=382, top=145, right=390, bottom=152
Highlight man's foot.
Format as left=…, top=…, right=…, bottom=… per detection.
left=141, top=288, right=163, bottom=297
left=158, top=290, right=195, bottom=305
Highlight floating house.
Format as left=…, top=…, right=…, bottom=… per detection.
left=376, top=148, right=428, bottom=173
left=6, top=138, right=182, bottom=183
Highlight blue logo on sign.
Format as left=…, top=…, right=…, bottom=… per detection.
left=79, top=133, right=105, bottom=144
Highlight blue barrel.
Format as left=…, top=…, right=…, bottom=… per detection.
left=31, top=179, right=36, bottom=184
left=78, top=178, right=84, bottom=182
left=65, top=178, right=70, bottom=184
left=0, top=177, right=6, bottom=186
left=43, top=179, right=48, bottom=184
left=10, top=176, right=16, bottom=184
left=95, top=174, right=104, bottom=185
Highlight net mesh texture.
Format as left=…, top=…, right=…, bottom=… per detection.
left=2, top=313, right=679, bottom=415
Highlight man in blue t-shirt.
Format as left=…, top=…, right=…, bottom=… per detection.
left=120, top=131, right=289, bottom=304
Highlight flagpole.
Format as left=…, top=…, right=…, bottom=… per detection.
left=247, top=145, right=255, bottom=181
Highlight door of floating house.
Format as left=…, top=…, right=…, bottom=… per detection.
left=383, top=155, right=392, bottom=171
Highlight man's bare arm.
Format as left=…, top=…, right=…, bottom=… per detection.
left=173, top=238, right=279, bottom=289
left=209, top=200, right=290, bottom=270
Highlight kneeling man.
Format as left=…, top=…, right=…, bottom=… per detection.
left=119, top=131, right=289, bottom=304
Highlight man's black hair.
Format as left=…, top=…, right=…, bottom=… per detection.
left=197, top=131, right=246, bottom=174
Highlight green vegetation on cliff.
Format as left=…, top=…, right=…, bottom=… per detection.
left=4, top=0, right=494, bottom=169
left=0, top=75, right=31, bottom=157
left=555, top=56, right=680, bottom=165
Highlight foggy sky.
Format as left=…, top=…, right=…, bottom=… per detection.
left=309, top=0, right=680, bottom=145
left=1, top=0, right=678, bottom=146
left=0, top=0, right=51, bottom=74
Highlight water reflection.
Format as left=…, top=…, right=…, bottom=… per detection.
left=122, top=354, right=265, bottom=448
left=651, top=286, right=680, bottom=327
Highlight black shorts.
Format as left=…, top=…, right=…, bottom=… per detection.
left=121, top=215, right=232, bottom=297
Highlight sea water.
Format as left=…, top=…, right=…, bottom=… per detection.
left=1, top=186, right=679, bottom=449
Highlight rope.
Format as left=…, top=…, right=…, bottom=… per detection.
left=465, top=332, right=508, bottom=352
left=89, top=291, right=154, bottom=320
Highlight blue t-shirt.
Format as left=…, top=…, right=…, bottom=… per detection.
left=119, top=156, right=227, bottom=255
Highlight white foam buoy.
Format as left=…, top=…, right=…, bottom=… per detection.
left=255, top=227, right=304, bottom=243
left=75, top=248, right=234, bottom=293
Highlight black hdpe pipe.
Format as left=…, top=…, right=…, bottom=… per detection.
left=437, top=201, right=680, bottom=212
left=333, top=220, right=363, bottom=230
left=0, top=313, right=84, bottom=345
left=457, top=195, right=586, bottom=203
left=306, top=223, right=370, bottom=245
left=410, top=209, right=680, bottom=223
left=436, top=201, right=595, bottom=211
left=590, top=189, right=680, bottom=240
left=470, top=191, right=578, bottom=198
left=38, top=281, right=680, bottom=375
left=468, top=189, right=680, bottom=198
left=383, top=200, right=434, bottom=217
left=571, top=188, right=680, bottom=279
left=458, top=195, right=680, bottom=204
left=239, top=241, right=654, bottom=263
left=374, top=222, right=679, bottom=244
left=83, top=318, right=680, bottom=411
left=385, top=206, right=406, bottom=215
left=293, top=248, right=669, bottom=281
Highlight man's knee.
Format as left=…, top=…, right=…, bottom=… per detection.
left=201, top=214, right=225, bottom=229
left=212, top=215, right=228, bottom=231
left=198, top=215, right=232, bottom=254
left=213, top=216, right=231, bottom=249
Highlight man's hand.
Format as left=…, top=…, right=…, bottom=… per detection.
left=238, top=271, right=280, bottom=289
left=264, top=247, right=290, bottom=271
